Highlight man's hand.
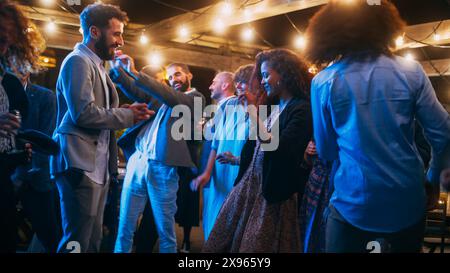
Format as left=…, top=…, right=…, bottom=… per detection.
left=114, top=51, right=139, bottom=76
left=0, top=112, right=20, bottom=137
left=190, top=173, right=211, bottom=192
left=121, top=103, right=155, bottom=124
left=216, top=151, right=239, bottom=166
left=305, top=141, right=317, bottom=157
left=24, top=143, right=32, bottom=163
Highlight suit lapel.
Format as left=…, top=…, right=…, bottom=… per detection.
left=106, top=74, right=119, bottom=108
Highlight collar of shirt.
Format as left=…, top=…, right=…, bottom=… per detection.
left=75, top=43, right=104, bottom=71
left=184, top=87, right=197, bottom=95
left=217, top=95, right=237, bottom=108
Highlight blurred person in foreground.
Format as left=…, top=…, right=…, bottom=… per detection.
left=305, top=0, right=450, bottom=253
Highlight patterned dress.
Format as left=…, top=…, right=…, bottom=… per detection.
left=0, top=64, right=13, bottom=153
left=202, top=138, right=301, bottom=253
left=299, top=158, right=333, bottom=253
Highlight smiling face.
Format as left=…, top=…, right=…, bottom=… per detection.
left=92, top=18, right=124, bottom=60
left=167, top=65, right=191, bottom=92
left=260, top=61, right=282, bottom=97
left=235, top=81, right=248, bottom=96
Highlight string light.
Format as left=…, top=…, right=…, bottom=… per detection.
left=213, top=18, right=227, bottom=34
left=308, top=66, right=318, bottom=75
left=41, top=0, right=55, bottom=6
left=148, top=52, right=163, bottom=67
left=433, top=33, right=441, bottom=41
left=140, top=32, right=149, bottom=45
left=241, top=27, right=254, bottom=42
left=43, top=58, right=50, bottom=63
left=243, top=8, right=252, bottom=20
left=220, top=1, right=234, bottom=17
left=79, top=27, right=83, bottom=35
left=45, top=20, right=57, bottom=34
left=178, top=25, right=190, bottom=39
left=395, top=36, right=405, bottom=47
left=405, top=53, right=415, bottom=61
left=294, top=35, right=307, bottom=50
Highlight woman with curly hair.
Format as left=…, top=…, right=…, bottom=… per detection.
left=305, top=0, right=450, bottom=252
left=203, top=49, right=312, bottom=253
left=0, top=0, right=45, bottom=252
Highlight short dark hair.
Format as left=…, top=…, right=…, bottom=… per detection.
left=80, top=3, right=129, bottom=36
left=305, top=0, right=406, bottom=65
left=253, top=48, right=311, bottom=102
left=166, top=63, right=191, bottom=74
left=234, top=64, right=255, bottom=84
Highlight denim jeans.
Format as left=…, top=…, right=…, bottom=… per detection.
left=115, top=152, right=179, bottom=253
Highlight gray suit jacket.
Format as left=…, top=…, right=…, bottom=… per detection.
left=111, top=67, right=205, bottom=168
left=50, top=47, right=134, bottom=176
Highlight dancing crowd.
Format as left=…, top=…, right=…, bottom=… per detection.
left=0, top=0, right=449, bottom=254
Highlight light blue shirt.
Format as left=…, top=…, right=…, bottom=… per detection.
left=311, top=54, right=450, bottom=233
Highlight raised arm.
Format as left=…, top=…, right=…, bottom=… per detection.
left=110, top=66, right=163, bottom=112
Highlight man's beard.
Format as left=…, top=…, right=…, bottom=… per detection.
left=95, top=33, right=115, bottom=60
left=172, top=80, right=190, bottom=92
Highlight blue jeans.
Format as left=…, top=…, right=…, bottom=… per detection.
left=115, top=152, right=179, bottom=253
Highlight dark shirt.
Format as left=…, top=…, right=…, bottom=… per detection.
left=13, top=83, right=56, bottom=191
left=235, top=98, right=313, bottom=203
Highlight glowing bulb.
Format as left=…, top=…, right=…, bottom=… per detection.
left=140, top=33, right=149, bottom=45
left=213, top=19, right=227, bottom=34
left=43, top=58, right=50, bottom=63
left=45, top=21, right=57, bottom=34
left=433, top=33, right=441, bottom=41
left=308, top=66, right=318, bottom=75
left=241, top=27, right=254, bottom=42
left=79, top=27, right=83, bottom=34
left=220, top=1, right=234, bottom=16
left=179, top=26, right=190, bottom=39
left=148, top=52, right=163, bottom=67
left=41, top=0, right=54, bottom=6
left=405, top=53, right=414, bottom=61
left=294, top=35, right=307, bottom=50
left=395, top=36, right=405, bottom=47
left=243, top=8, right=252, bottom=20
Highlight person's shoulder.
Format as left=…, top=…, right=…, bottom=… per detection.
left=187, top=88, right=204, bottom=98
left=62, top=51, right=91, bottom=69
left=312, top=63, right=341, bottom=89
left=30, top=84, right=55, bottom=98
left=288, top=98, right=311, bottom=112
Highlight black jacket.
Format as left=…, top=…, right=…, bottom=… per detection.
left=234, top=98, right=312, bottom=203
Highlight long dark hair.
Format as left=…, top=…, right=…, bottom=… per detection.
left=252, top=48, right=311, bottom=105
left=304, top=0, right=406, bottom=66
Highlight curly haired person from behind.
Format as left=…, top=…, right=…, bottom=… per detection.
left=305, top=0, right=450, bottom=253
left=0, top=0, right=42, bottom=253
